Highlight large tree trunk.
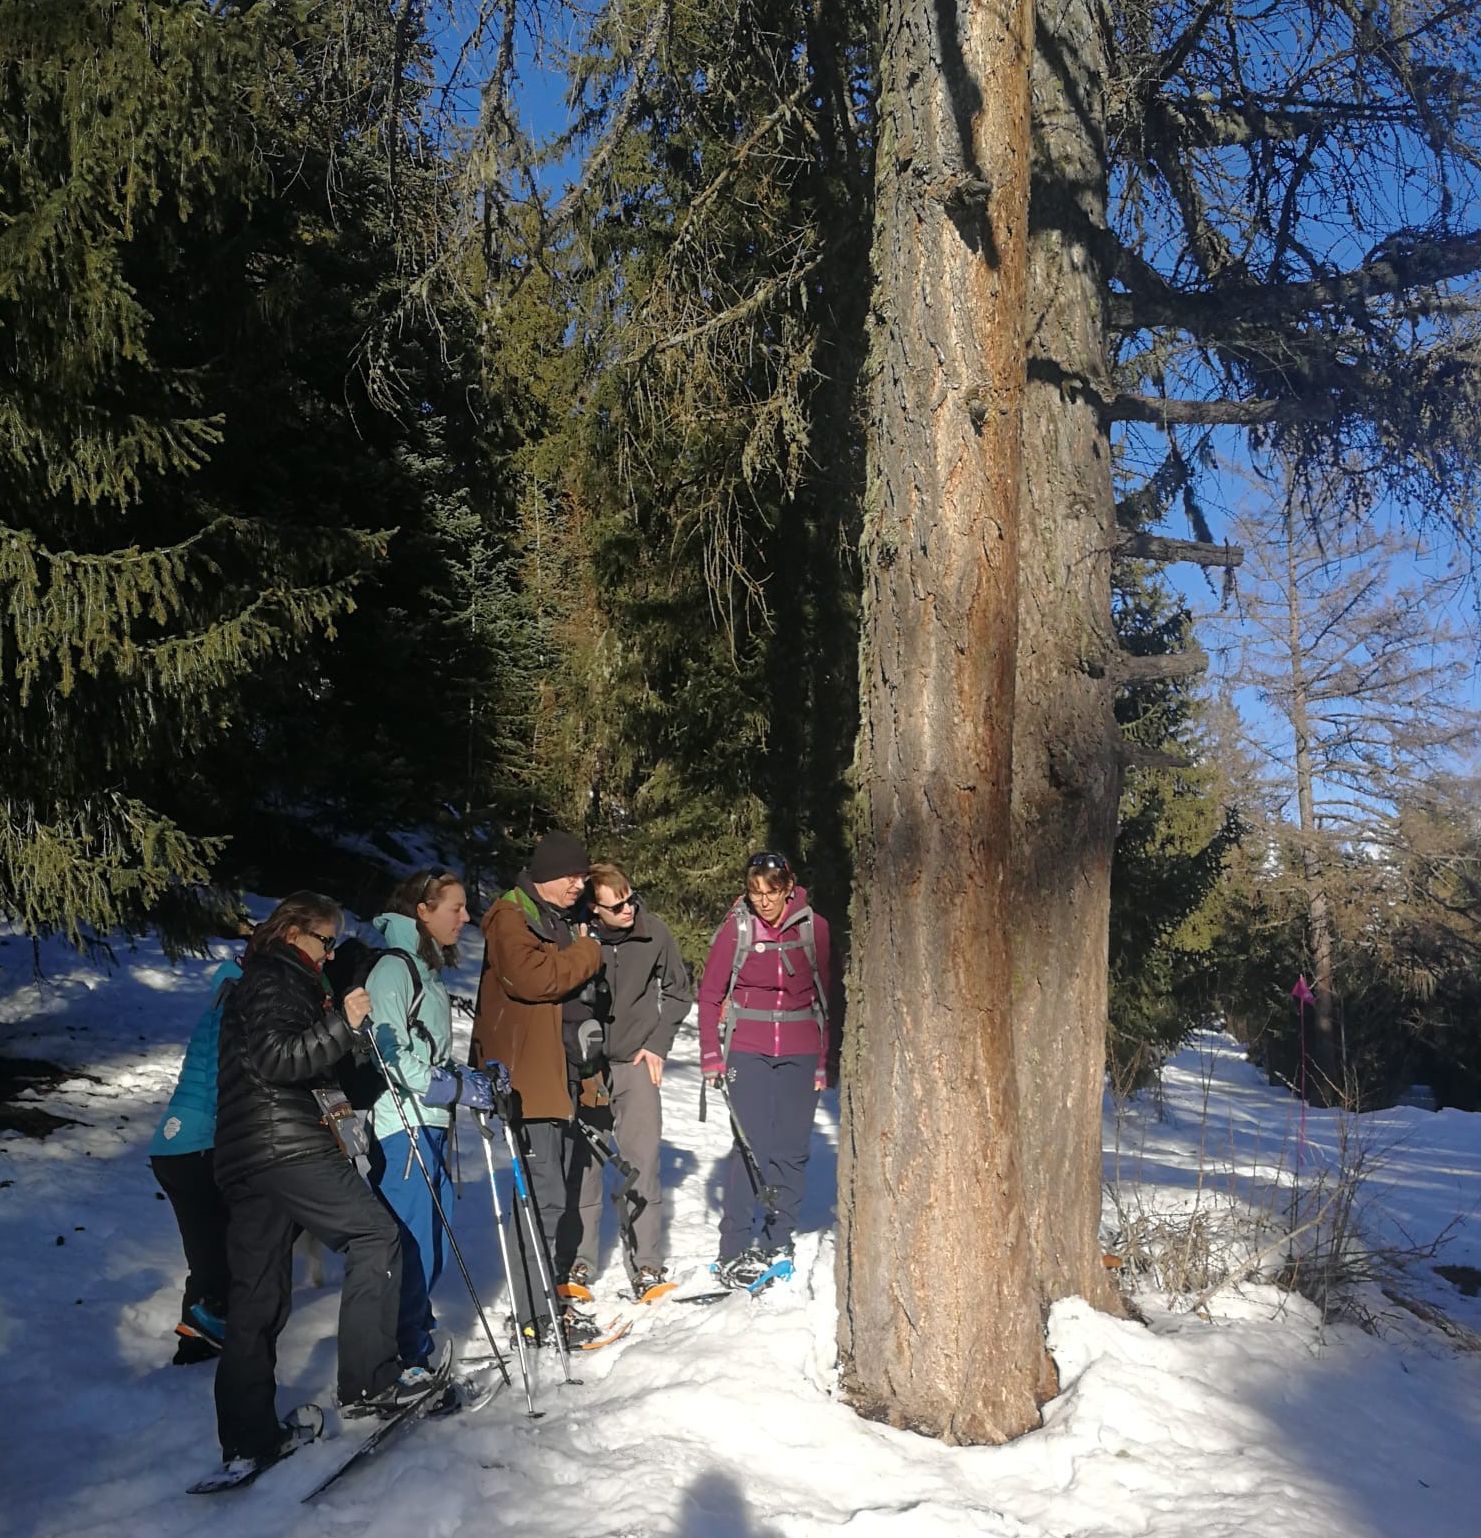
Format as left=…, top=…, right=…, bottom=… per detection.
left=837, top=0, right=1048, bottom=1443
left=1012, top=0, right=1121, bottom=1312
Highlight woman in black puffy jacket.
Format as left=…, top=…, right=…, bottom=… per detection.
left=211, top=892, right=427, bottom=1477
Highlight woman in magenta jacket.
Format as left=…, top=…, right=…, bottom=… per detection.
left=698, top=852, right=836, bottom=1286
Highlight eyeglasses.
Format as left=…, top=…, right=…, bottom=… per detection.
left=594, top=894, right=637, bottom=914
left=745, top=851, right=792, bottom=877
left=306, top=930, right=337, bottom=954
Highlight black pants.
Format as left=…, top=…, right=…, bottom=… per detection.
left=215, top=1155, right=402, bottom=1460
left=506, top=1118, right=583, bottom=1330
left=718, top=1053, right=818, bottom=1260
left=150, top=1150, right=230, bottom=1320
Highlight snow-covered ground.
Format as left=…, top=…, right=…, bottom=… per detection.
left=2, top=924, right=1480, bottom=1538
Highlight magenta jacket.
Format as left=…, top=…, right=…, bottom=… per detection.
left=698, top=887, right=833, bottom=1073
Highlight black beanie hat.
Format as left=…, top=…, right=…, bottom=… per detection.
left=528, top=830, right=591, bottom=883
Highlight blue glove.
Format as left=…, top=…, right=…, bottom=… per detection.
left=457, top=1067, right=495, bottom=1113
left=421, top=1066, right=461, bottom=1108
left=421, top=1065, right=494, bottom=1112
left=482, top=1059, right=512, bottom=1099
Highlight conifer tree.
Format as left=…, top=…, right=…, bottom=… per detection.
left=0, top=1, right=498, bottom=938
left=479, top=0, right=873, bottom=942
left=1109, top=566, right=1239, bottom=1087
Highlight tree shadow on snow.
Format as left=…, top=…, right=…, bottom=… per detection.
left=671, top=1469, right=785, bottom=1538
left=587, top=1138, right=700, bottom=1272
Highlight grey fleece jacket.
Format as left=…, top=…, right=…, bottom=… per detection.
left=593, top=904, right=693, bottom=1062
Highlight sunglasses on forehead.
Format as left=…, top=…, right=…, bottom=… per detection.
left=745, top=851, right=792, bottom=878
left=418, top=868, right=458, bottom=903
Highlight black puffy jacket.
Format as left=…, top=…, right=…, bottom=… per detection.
left=214, top=940, right=358, bottom=1192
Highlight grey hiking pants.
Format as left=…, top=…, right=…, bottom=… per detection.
left=574, top=1058, right=664, bottom=1278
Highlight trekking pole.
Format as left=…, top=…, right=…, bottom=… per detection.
left=573, top=1116, right=640, bottom=1199
left=361, top=1026, right=512, bottom=1389
left=716, top=1074, right=779, bottom=1209
left=496, top=1100, right=580, bottom=1385
left=472, top=1109, right=539, bottom=1417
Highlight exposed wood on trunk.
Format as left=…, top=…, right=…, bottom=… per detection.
left=839, top=0, right=1045, bottom=1444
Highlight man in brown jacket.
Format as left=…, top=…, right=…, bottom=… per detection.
left=471, top=830, right=602, bottom=1343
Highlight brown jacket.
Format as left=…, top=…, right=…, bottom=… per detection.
left=470, top=883, right=601, bottom=1121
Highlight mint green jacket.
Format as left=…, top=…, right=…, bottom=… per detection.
left=367, top=912, right=453, bottom=1143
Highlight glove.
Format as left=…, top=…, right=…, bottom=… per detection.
left=421, top=1066, right=460, bottom=1108
left=421, top=1065, right=494, bottom=1112
left=456, top=1067, right=495, bottom=1113
left=482, top=1059, right=512, bottom=1099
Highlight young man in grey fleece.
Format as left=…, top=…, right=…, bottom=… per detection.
left=569, top=860, right=692, bottom=1296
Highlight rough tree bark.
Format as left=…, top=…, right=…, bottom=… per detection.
left=1012, top=0, right=1122, bottom=1315
left=837, top=0, right=1049, bottom=1443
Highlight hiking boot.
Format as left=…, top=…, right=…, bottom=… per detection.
left=557, top=1259, right=595, bottom=1302
left=342, top=1362, right=442, bottom=1420
left=170, top=1331, right=219, bottom=1366
left=560, top=1308, right=604, bottom=1348
left=513, top=1307, right=601, bottom=1350
left=712, top=1245, right=768, bottom=1289
left=631, top=1264, right=669, bottom=1298
left=175, top=1300, right=226, bottom=1352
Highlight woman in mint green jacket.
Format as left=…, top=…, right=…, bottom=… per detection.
left=365, top=869, right=488, bottom=1371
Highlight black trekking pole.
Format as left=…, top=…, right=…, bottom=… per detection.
left=361, top=1026, right=512, bottom=1390
left=471, top=1110, right=539, bottom=1417
left=573, top=1116, right=640, bottom=1200
left=715, top=1074, right=779, bottom=1210
left=495, top=1097, right=580, bottom=1386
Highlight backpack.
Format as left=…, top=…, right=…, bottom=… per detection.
left=324, top=937, right=433, bottom=1110
left=714, top=899, right=829, bottom=1062
left=564, top=968, right=613, bottom=1075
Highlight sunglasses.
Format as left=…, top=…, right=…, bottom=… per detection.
left=418, top=869, right=459, bottom=904
left=306, top=929, right=338, bottom=954
left=594, top=894, right=638, bottom=914
left=745, top=851, right=792, bottom=877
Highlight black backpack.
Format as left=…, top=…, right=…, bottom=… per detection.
left=324, top=937, right=432, bottom=1110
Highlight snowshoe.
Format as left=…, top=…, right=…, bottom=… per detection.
left=342, top=1341, right=452, bottom=1420
left=556, top=1259, right=595, bottom=1304
left=630, top=1264, right=677, bottom=1303
left=302, top=1348, right=454, bottom=1503
left=188, top=1404, right=323, bottom=1494
left=711, top=1242, right=772, bottom=1289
